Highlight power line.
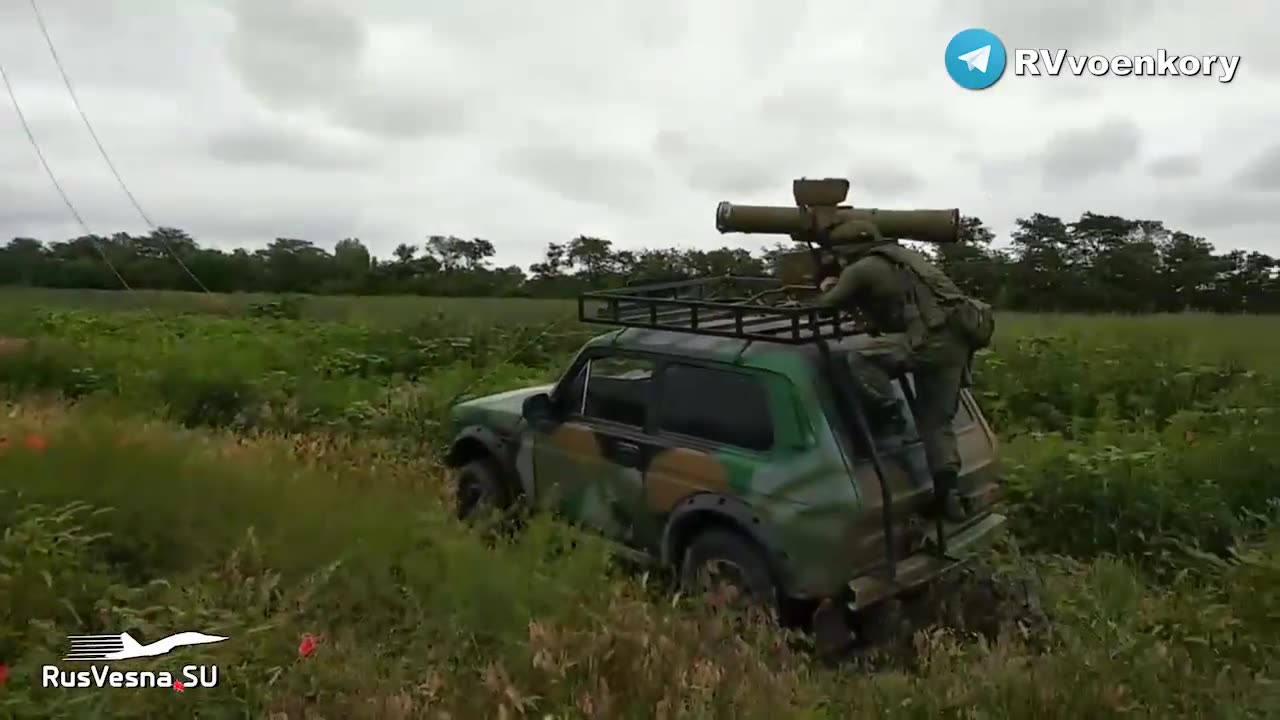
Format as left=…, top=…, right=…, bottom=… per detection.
left=0, top=57, right=134, bottom=292
left=28, top=0, right=212, bottom=294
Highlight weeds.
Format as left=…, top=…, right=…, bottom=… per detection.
left=0, top=295, right=1277, bottom=717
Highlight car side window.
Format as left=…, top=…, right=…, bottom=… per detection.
left=559, top=363, right=588, bottom=415
left=953, top=394, right=976, bottom=428
left=825, top=362, right=917, bottom=455
left=889, top=377, right=921, bottom=442
left=565, top=355, right=654, bottom=427
left=656, top=363, right=774, bottom=452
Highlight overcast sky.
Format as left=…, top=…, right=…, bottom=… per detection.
left=1, top=0, right=1278, bottom=268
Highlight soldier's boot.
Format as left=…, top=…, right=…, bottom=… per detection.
left=932, top=470, right=968, bottom=523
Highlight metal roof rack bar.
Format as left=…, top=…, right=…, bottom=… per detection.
left=578, top=276, right=868, bottom=344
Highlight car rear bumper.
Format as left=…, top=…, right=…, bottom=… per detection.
left=844, top=511, right=1007, bottom=610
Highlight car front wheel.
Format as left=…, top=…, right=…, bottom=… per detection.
left=679, top=528, right=779, bottom=613
left=454, top=457, right=511, bottom=521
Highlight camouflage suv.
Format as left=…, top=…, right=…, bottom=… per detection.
left=446, top=290, right=1007, bottom=635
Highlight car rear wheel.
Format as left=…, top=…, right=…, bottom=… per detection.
left=679, top=528, right=779, bottom=613
left=454, top=457, right=511, bottom=521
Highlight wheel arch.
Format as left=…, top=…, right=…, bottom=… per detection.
left=445, top=426, right=505, bottom=467
left=445, top=426, right=526, bottom=495
left=660, top=493, right=794, bottom=591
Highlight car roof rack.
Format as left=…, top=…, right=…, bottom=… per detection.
left=577, top=276, right=868, bottom=344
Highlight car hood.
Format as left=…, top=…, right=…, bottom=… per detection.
left=452, top=383, right=554, bottom=433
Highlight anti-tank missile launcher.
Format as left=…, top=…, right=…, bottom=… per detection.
left=714, top=178, right=961, bottom=285
left=715, top=177, right=961, bottom=244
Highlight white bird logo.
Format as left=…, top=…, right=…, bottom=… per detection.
left=63, top=632, right=228, bottom=661
left=958, top=45, right=992, bottom=73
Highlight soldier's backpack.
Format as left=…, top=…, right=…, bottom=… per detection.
left=948, top=295, right=995, bottom=350
left=864, top=243, right=996, bottom=351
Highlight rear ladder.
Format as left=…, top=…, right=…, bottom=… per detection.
left=818, top=343, right=952, bottom=588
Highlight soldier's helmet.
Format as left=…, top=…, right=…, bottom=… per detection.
left=829, top=219, right=886, bottom=258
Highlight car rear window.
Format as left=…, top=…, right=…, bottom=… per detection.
left=656, top=363, right=774, bottom=451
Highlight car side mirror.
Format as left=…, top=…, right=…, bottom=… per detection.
left=521, top=392, right=554, bottom=422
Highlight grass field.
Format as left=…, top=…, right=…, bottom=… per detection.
left=1, top=287, right=1278, bottom=718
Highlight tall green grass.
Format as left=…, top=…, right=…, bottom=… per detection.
left=0, top=289, right=1278, bottom=716
left=4, top=287, right=1279, bottom=371
left=1, top=299, right=1277, bottom=564
left=1, top=407, right=1277, bottom=718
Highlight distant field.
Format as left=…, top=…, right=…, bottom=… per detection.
left=0, top=286, right=576, bottom=328
left=2, top=285, right=1278, bottom=371
left=0, top=286, right=1278, bottom=717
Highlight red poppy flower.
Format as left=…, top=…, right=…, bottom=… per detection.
left=24, top=434, right=46, bottom=452
left=298, top=634, right=318, bottom=658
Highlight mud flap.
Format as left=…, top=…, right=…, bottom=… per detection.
left=812, top=598, right=855, bottom=663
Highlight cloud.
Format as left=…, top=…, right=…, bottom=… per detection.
left=187, top=202, right=370, bottom=248
left=756, top=86, right=971, bottom=140
left=1180, top=193, right=1280, bottom=229
left=205, top=122, right=375, bottom=169
left=0, top=0, right=1276, bottom=265
left=224, top=0, right=366, bottom=110
left=500, top=138, right=658, bottom=211
left=653, top=129, right=782, bottom=197
left=0, top=2, right=197, bottom=94
left=939, top=0, right=1161, bottom=48
left=1234, top=143, right=1280, bottom=190
left=0, top=179, right=76, bottom=229
left=333, top=85, right=472, bottom=141
left=1147, top=153, right=1201, bottom=179
left=850, top=163, right=924, bottom=200
left=1040, top=117, right=1142, bottom=187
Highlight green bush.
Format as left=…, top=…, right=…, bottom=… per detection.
left=1, top=298, right=1279, bottom=715
left=0, top=410, right=1276, bottom=718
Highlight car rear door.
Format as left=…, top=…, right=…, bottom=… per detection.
left=643, top=361, right=781, bottom=518
left=889, top=375, right=999, bottom=506
left=818, top=357, right=941, bottom=569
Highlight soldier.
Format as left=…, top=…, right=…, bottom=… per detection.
left=814, top=220, right=993, bottom=523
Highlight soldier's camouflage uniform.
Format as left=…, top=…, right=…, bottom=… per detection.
left=815, top=221, right=975, bottom=521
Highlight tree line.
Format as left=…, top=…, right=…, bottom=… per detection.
left=2, top=211, right=1277, bottom=313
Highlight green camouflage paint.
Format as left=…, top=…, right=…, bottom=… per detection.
left=447, top=326, right=1003, bottom=602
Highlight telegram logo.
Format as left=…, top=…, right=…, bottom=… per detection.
left=945, top=28, right=1007, bottom=90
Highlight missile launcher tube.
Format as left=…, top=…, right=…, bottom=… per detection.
left=715, top=202, right=961, bottom=245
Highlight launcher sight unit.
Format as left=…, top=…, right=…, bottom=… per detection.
left=714, top=178, right=962, bottom=284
